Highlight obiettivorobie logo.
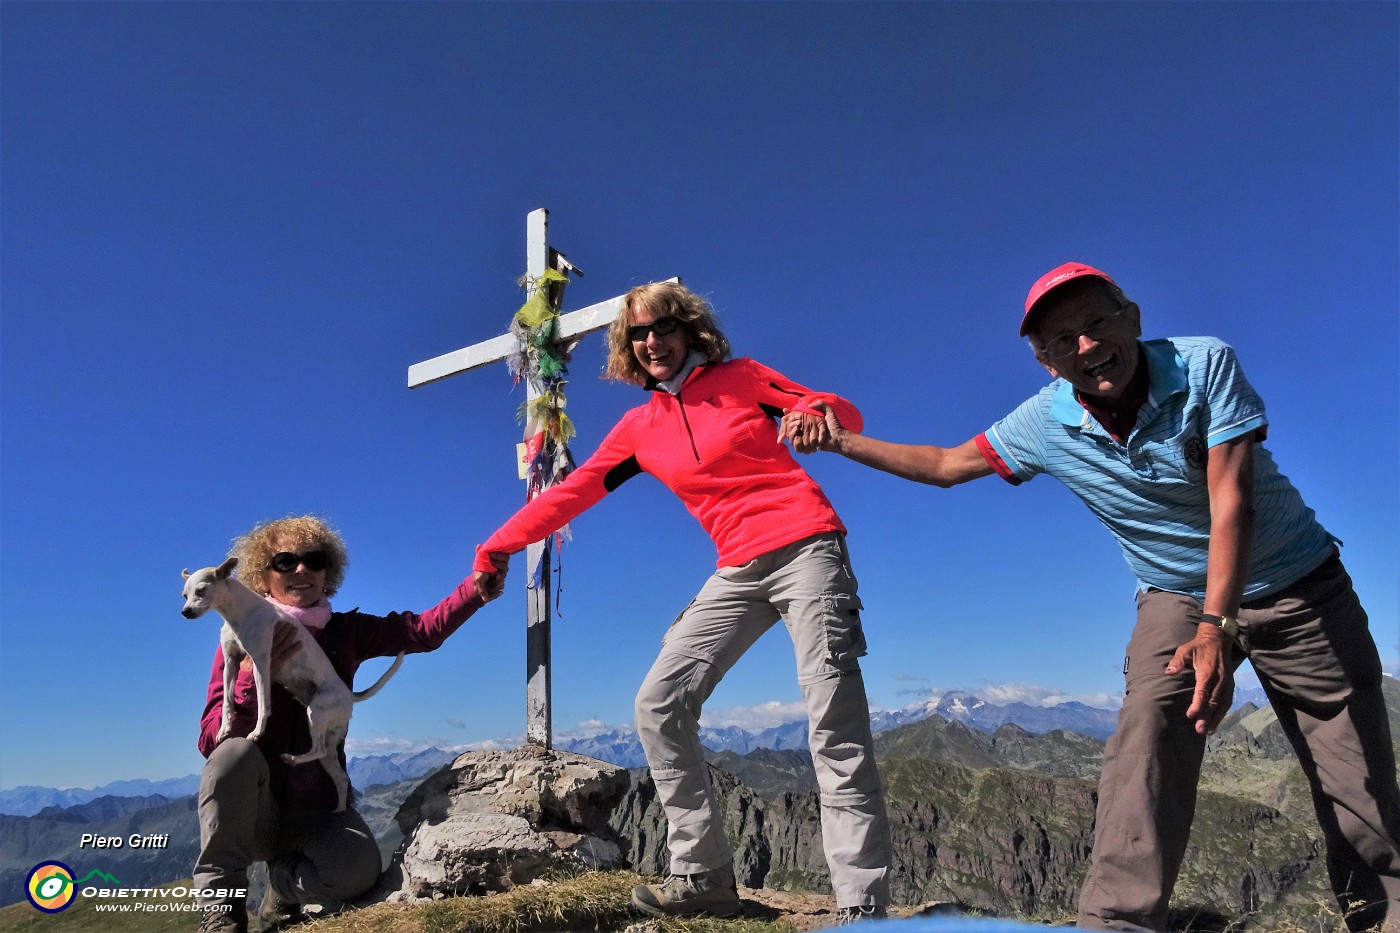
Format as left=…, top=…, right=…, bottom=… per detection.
left=25, top=861, right=120, bottom=913
left=23, top=860, right=244, bottom=916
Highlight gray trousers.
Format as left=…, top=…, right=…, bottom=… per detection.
left=1078, top=555, right=1400, bottom=932
left=193, top=738, right=381, bottom=912
left=633, top=532, right=893, bottom=908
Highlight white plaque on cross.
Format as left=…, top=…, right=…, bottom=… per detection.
left=409, top=208, right=678, bottom=748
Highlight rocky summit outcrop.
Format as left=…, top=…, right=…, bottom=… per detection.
left=366, top=745, right=631, bottom=903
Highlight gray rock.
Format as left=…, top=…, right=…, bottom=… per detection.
left=364, top=744, right=630, bottom=904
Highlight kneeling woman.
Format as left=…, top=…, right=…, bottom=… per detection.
left=473, top=282, right=891, bottom=921
left=194, top=515, right=490, bottom=933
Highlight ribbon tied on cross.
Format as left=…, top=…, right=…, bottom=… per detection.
left=506, top=266, right=577, bottom=589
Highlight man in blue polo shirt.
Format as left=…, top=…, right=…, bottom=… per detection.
left=785, top=263, right=1399, bottom=931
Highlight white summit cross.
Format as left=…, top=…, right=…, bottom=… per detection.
left=409, top=208, right=677, bottom=748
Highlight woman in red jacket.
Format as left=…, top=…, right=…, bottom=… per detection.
left=194, top=515, right=489, bottom=933
left=473, top=281, right=891, bottom=922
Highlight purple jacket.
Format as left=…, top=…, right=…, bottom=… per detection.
left=197, top=577, right=483, bottom=811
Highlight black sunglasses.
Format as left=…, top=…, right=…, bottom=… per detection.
left=627, top=316, right=681, bottom=342
left=268, top=550, right=329, bottom=573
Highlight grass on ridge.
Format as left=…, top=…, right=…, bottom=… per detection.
left=315, top=871, right=796, bottom=933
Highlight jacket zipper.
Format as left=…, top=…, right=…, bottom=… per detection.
left=675, top=389, right=701, bottom=463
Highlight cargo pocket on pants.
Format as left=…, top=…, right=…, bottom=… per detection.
left=659, top=597, right=697, bottom=649
left=820, top=592, right=867, bottom=661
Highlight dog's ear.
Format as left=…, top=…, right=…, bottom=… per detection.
left=182, top=568, right=191, bottom=580
left=216, top=557, right=238, bottom=579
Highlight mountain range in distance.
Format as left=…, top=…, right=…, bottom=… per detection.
left=4, top=681, right=1392, bottom=922
left=0, top=685, right=1270, bottom=816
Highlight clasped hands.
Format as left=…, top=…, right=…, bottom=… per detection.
left=473, top=551, right=510, bottom=602
left=781, top=401, right=846, bottom=454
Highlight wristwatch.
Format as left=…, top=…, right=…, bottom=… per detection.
left=1201, top=613, right=1240, bottom=639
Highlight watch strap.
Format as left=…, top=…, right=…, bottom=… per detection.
left=1201, top=612, right=1240, bottom=639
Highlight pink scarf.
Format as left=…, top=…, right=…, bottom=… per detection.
left=265, top=595, right=333, bottom=632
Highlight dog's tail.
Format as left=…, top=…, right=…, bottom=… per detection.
left=353, top=652, right=404, bottom=701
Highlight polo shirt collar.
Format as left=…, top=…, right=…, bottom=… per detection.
left=1050, top=340, right=1188, bottom=430
left=1144, top=338, right=1188, bottom=401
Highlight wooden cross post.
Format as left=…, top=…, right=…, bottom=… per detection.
left=408, top=208, right=676, bottom=748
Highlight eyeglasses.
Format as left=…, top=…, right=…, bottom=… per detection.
left=1037, top=306, right=1128, bottom=360
left=627, top=316, right=681, bottom=343
left=268, top=550, right=329, bottom=573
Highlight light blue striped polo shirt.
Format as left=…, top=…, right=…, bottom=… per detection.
left=984, top=337, right=1335, bottom=600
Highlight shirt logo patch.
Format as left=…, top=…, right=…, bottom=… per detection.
left=1185, top=437, right=1207, bottom=469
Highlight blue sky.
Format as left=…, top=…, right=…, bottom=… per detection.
left=2, top=1, right=1395, bottom=791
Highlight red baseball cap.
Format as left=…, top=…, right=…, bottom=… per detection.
left=1020, top=262, right=1116, bottom=336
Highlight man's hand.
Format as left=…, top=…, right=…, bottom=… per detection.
left=782, top=401, right=848, bottom=454
left=1165, top=624, right=1235, bottom=735
left=473, top=551, right=510, bottom=602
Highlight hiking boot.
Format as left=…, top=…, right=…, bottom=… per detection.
left=836, top=904, right=888, bottom=924
left=631, top=863, right=741, bottom=918
left=255, top=887, right=304, bottom=931
left=197, top=903, right=248, bottom=933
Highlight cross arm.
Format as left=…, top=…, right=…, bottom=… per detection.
left=407, top=277, right=680, bottom=388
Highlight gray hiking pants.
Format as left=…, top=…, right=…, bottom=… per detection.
left=633, top=532, right=893, bottom=909
left=193, top=738, right=381, bottom=912
left=1078, top=554, right=1400, bottom=932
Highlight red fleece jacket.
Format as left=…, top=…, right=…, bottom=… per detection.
left=475, top=357, right=862, bottom=571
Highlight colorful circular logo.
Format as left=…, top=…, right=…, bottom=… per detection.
left=26, top=861, right=77, bottom=913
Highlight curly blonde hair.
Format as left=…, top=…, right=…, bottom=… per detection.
left=603, top=281, right=732, bottom=386
left=228, top=515, right=349, bottom=598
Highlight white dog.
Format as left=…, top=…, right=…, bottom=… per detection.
left=181, top=557, right=402, bottom=811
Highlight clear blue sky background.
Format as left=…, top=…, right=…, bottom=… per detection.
left=2, top=2, right=1395, bottom=791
